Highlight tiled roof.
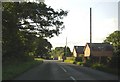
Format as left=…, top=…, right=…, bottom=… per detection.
left=74, top=46, right=84, bottom=54
left=87, top=43, right=113, bottom=51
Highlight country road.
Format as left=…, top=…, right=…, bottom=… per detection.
left=14, top=60, right=118, bottom=80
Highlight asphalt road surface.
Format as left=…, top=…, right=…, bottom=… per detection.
left=14, top=60, right=118, bottom=80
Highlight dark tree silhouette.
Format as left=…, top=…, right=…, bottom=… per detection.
left=2, top=2, right=68, bottom=61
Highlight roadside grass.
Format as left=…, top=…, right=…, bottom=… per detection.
left=64, top=57, right=84, bottom=66
left=34, top=57, right=44, bottom=61
left=3, top=59, right=43, bottom=80
left=64, top=57, right=119, bottom=76
left=64, top=58, right=118, bottom=76
left=76, top=62, right=84, bottom=66
left=74, top=60, right=119, bottom=76
left=90, top=63, right=118, bottom=76
left=64, top=59, right=74, bottom=64
left=64, top=57, right=75, bottom=64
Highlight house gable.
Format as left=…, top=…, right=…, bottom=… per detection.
left=73, top=47, right=77, bottom=57
left=73, top=46, right=84, bottom=57
left=84, top=44, right=90, bottom=57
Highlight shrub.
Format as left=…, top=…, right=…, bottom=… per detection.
left=75, top=57, right=82, bottom=62
left=91, top=63, right=106, bottom=70
left=83, top=58, right=93, bottom=67
left=76, top=62, right=84, bottom=66
left=73, top=61, right=76, bottom=64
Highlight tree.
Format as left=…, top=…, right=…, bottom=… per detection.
left=3, top=2, right=68, bottom=38
left=55, top=47, right=64, bottom=56
left=49, top=47, right=64, bottom=58
left=64, top=46, right=71, bottom=57
left=2, top=2, right=68, bottom=61
left=103, top=30, right=120, bottom=68
left=104, top=31, right=120, bottom=56
left=35, top=37, right=52, bottom=58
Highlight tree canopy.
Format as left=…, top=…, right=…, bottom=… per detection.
left=3, top=2, right=68, bottom=38
left=2, top=2, right=68, bottom=61
left=64, top=46, right=71, bottom=57
left=49, top=47, right=64, bottom=58
left=103, top=30, right=120, bottom=68
left=49, top=46, right=72, bottom=59
left=104, top=31, right=120, bottom=56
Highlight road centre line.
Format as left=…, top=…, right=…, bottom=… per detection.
left=60, top=66, right=67, bottom=72
left=70, top=76, right=76, bottom=81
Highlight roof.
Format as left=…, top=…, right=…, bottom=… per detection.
left=86, top=43, right=113, bottom=51
left=74, top=46, right=84, bottom=54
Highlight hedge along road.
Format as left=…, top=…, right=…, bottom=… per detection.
left=14, top=60, right=118, bottom=80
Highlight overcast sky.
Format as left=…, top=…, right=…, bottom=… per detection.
left=45, top=0, right=119, bottom=51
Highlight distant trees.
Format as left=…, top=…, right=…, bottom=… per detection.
left=2, top=2, right=68, bottom=62
left=64, top=46, right=71, bottom=57
left=49, top=46, right=71, bottom=59
left=49, top=47, right=64, bottom=58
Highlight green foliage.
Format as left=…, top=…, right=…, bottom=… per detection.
left=83, top=58, right=93, bottom=67
left=49, top=46, right=71, bottom=59
left=64, top=46, right=71, bottom=57
left=2, top=2, right=68, bottom=62
left=91, top=63, right=118, bottom=75
left=55, top=47, right=64, bottom=56
left=75, top=57, right=83, bottom=62
left=91, top=63, right=106, bottom=69
left=82, top=31, right=119, bottom=75
left=64, top=57, right=75, bottom=64
left=104, top=31, right=120, bottom=56
left=35, top=37, right=52, bottom=58
left=76, top=62, right=84, bottom=66
left=64, top=59, right=74, bottom=64
left=34, top=57, right=44, bottom=61
left=49, top=47, right=64, bottom=58
left=103, top=30, right=119, bottom=68
left=3, top=60, right=43, bottom=80
left=3, top=2, right=68, bottom=38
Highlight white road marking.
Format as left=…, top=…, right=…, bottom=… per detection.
left=60, top=66, right=67, bottom=72
left=70, top=76, right=76, bottom=81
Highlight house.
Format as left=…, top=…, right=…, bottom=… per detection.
left=73, top=46, right=84, bottom=57
left=84, top=43, right=113, bottom=63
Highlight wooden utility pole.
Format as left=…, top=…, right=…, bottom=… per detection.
left=63, top=37, right=67, bottom=62
left=66, top=37, right=67, bottom=56
left=90, top=8, right=92, bottom=43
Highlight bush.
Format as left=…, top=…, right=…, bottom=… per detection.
left=66, top=57, right=75, bottom=60
left=91, top=63, right=118, bottom=75
left=83, top=58, right=93, bottom=67
left=76, top=62, right=84, bottom=66
left=75, top=57, right=82, bottom=62
left=73, top=61, right=76, bottom=64
left=91, top=63, right=105, bottom=69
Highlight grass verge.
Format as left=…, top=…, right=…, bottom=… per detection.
left=91, top=63, right=118, bottom=76
left=76, top=62, right=84, bottom=66
left=64, top=59, right=74, bottom=64
left=2, top=59, right=43, bottom=80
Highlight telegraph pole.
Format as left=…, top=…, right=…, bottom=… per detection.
left=63, top=37, right=67, bottom=62
left=90, top=8, right=92, bottom=43
left=90, top=7, right=100, bottom=63
left=65, top=37, right=67, bottom=56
